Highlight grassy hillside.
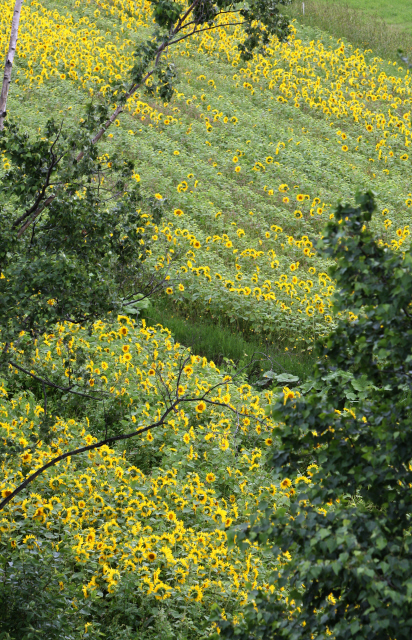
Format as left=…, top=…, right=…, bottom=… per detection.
left=287, top=0, right=412, bottom=59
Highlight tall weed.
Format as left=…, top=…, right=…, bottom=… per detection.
left=287, top=0, right=412, bottom=60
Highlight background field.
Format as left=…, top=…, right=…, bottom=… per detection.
left=288, top=0, right=412, bottom=59
left=332, top=0, right=412, bottom=31
left=2, top=0, right=412, bottom=374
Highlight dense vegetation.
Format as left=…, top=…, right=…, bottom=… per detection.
left=1, top=0, right=412, bottom=638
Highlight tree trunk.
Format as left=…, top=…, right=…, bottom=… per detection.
left=0, top=0, right=24, bottom=131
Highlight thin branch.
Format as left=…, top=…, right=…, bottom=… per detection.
left=1, top=348, right=270, bottom=511
left=13, top=124, right=64, bottom=229
left=168, top=21, right=244, bottom=47
left=8, top=360, right=103, bottom=400
left=174, top=0, right=202, bottom=32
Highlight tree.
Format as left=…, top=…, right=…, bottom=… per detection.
left=218, top=192, right=412, bottom=639
left=0, top=0, right=23, bottom=131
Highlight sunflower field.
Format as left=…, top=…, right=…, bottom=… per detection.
left=1, top=0, right=412, bottom=637
left=3, top=0, right=412, bottom=345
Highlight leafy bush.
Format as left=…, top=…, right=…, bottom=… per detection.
left=219, top=192, right=412, bottom=639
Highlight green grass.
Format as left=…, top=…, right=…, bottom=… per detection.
left=288, top=0, right=412, bottom=59
left=142, top=298, right=316, bottom=383
left=335, top=0, right=412, bottom=32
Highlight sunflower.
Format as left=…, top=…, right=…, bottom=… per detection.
left=22, top=535, right=37, bottom=549
left=174, top=208, right=183, bottom=216
left=206, top=472, right=216, bottom=483
left=283, top=196, right=289, bottom=204
left=183, top=433, right=190, bottom=444
left=196, top=401, right=206, bottom=413
left=147, top=551, right=157, bottom=561
left=280, top=478, right=292, bottom=490
left=296, top=194, right=304, bottom=202
left=86, top=531, right=95, bottom=545
left=307, top=463, right=319, bottom=477
left=119, top=326, right=128, bottom=337
left=265, top=438, right=273, bottom=446
left=122, top=345, right=130, bottom=353
left=342, top=145, right=348, bottom=152
left=166, top=287, right=173, bottom=295
left=175, top=570, right=186, bottom=583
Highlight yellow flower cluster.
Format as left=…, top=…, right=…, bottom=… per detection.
left=1, top=317, right=315, bottom=614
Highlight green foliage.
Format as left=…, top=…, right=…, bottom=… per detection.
left=239, top=0, right=292, bottom=60
left=0, top=106, right=153, bottom=347
left=218, top=192, right=412, bottom=638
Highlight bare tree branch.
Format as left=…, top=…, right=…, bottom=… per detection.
left=1, top=350, right=270, bottom=512
left=8, top=359, right=104, bottom=400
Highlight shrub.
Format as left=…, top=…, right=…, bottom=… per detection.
left=219, top=192, right=412, bottom=639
